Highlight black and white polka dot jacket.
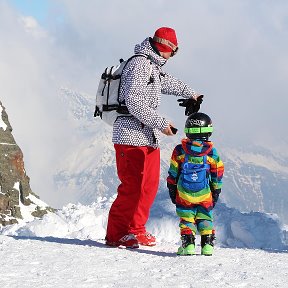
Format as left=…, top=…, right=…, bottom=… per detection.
left=112, top=37, right=197, bottom=148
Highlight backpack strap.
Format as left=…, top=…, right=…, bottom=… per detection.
left=117, top=54, right=153, bottom=103
left=101, top=67, right=109, bottom=97
left=106, top=66, right=114, bottom=106
left=203, top=155, right=211, bottom=181
left=125, top=53, right=153, bottom=82
left=203, top=155, right=210, bottom=169
left=203, top=155, right=207, bottom=164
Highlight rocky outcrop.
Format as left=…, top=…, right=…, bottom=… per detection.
left=0, top=100, right=53, bottom=226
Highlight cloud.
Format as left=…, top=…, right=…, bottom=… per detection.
left=0, top=1, right=73, bottom=206
left=19, top=16, right=48, bottom=38
left=1, top=0, right=288, bottom=206
left=46, top=0, right=288, bottom=146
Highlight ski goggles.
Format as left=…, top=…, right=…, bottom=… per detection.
left=184, top=126, right=214, bottom=134
left=153, top=36, right=179, bottom=57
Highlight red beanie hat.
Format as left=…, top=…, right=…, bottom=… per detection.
left=153, top=27, right=178, bottom=53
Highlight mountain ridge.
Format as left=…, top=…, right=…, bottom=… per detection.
left=56, top=88, right=288, bottom=225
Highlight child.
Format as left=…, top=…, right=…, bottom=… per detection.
left=167, top=112, right=224, bottom=256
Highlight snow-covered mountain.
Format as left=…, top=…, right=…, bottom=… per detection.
left=221, top=146, right=288, bottom=224
left=0, top=100, right=52, bottom=226
left=55, top=88, right=288, bottom=227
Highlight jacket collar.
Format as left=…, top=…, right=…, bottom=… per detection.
left=134, top=37, right=167, bottom=67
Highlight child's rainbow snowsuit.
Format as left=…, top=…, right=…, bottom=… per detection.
left=167, top=138, right=224, bottom=236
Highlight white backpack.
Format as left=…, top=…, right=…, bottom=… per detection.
left=94, top=54, right=152, bottom=126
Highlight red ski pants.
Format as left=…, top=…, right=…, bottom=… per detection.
left=106, top=144, right=160, bottom=242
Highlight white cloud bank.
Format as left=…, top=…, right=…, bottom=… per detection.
left=1, top=0, right=288, bottom=206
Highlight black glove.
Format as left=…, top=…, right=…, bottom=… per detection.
left=177, top=95, right=204, bottom=116
left=167, top=183, right=177, bottom=204
left=211, top=189, right=221, bottom=208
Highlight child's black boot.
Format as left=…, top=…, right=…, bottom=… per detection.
left=177, top=234, right=196, bottom=256
left=201, top=234, right=216, bottom=256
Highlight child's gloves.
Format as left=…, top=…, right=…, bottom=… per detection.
left=177, top=95, right=203, bottom=116
left=167, top=183, right=177, bottom=204
left=212, top=189, right=221, bottom=207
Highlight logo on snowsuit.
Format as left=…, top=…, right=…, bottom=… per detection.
left=191, top=171, right=198, bottom=181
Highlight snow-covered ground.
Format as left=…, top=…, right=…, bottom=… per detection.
left=1, top=202, right=287, bottom=288
left=1, top=234, right=288, bottom=288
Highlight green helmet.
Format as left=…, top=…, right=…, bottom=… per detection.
left=184, top=112, right=213, bottom=140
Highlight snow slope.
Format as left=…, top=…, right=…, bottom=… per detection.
left=1, top=234, right=288, bottom=288
left=0, top=201, right=288, bottom=288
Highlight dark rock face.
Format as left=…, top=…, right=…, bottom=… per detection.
left=0, top=100, right=52, bottom=226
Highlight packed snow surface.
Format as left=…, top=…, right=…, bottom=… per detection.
left=1, top=234, right=288, bottom=288
left=1, top=202, right=287, bottom=288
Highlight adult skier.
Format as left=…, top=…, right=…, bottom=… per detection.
left=105, top=27, right=202, bottom=248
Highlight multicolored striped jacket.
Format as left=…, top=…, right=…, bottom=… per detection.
left=167, top=138, right=224, bottom=209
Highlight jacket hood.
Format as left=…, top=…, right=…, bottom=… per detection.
left=181, top=138, right=214, bottom=156
left=134, top=37, right=167, bottom=67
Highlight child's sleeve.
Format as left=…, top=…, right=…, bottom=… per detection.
left=167, top=145, right=183, bottom=204
left=208, top=147, right=224, bottom=191
left=167, top=144, right=183, bottom=187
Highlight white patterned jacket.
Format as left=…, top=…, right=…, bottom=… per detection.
left=112, top=37, right=197, bottom=148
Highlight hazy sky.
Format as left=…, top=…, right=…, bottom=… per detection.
left=1, top=0, right=288, bottom=205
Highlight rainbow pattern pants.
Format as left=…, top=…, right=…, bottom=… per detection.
left=176, top=205, right=214, bottom=235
